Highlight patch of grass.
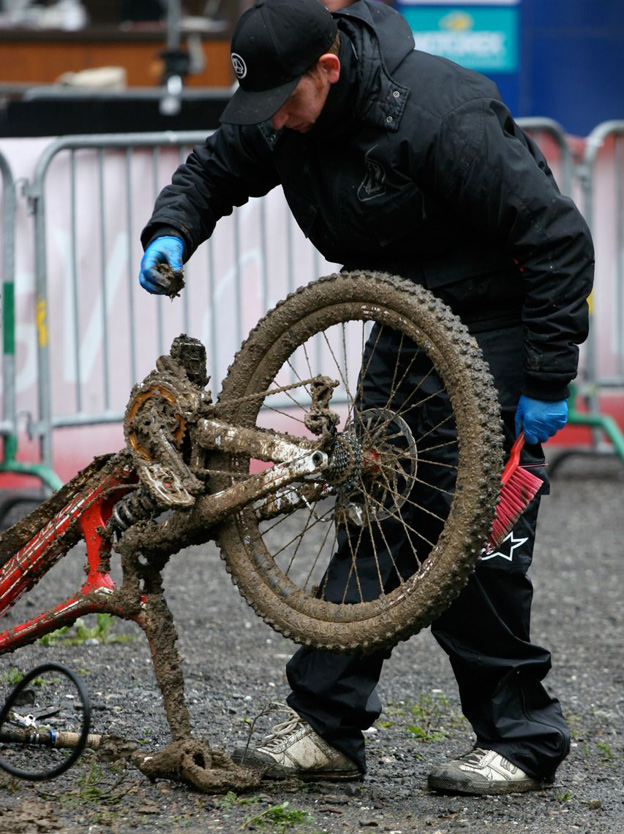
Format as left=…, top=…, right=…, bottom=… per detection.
left=596, top=741, right=614, bottom=763
left=564, top=712, right=583, bottom=742
left=1, top=666, right=24, bottom=686
left=52, top=759, right=130, bottom=809
left=215, top=790, right=260, bottom=810
left=389, top=691, right=464, bottom=743
left=242, top=800, right=314, bottom=832
left=138, top=727, right=152, bottom=747
left=38, top=613, right=133, bottom=646
left=556, top=790, right=572, bottom=803
left=213, top=793, right=326, bottom=833
left=0, top=666, right=47, bottom=687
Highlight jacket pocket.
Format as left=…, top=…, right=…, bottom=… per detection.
left=361, top=184, right=429, bottom=247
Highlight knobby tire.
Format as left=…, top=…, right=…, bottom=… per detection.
left=215, top=272, right=504, bottom=653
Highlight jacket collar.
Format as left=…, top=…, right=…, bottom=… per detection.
left=333, top=0, right=412, bottom=132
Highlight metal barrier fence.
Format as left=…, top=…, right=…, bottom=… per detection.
left=571, top=121, right=624, bottom=459
left=14, top=130, right=331, bottom=481
left=22, top=131, right=208, bottom=479
left=1, top=117, right=623, bottom=488
left=0, top=150, right=60, bottom=489
left=0, top=151, right=17, bottom=457
left=517, top=117, right=574, bottom=198
left=515, top=118, right=624, bottom=462
left=0, top=150, right=15, bottom=440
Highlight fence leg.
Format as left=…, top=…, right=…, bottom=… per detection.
left=0, top=433, right=63, bottom=492
left=549, top=383, right=624, bottom=474
left=2, top=269, right=62, bottom=494
left=568, top=384, right=624, bottom=461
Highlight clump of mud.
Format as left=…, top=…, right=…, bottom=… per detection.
left=157, top=263, right=185, bottom=298
left=132, top=739, right=262, bottom=794
left=96, top=734, right=140, bottom=764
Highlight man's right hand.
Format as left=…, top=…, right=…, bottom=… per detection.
left=139, top=236, right=184, bottom=295
left=514, top=394, right=568, bottom=445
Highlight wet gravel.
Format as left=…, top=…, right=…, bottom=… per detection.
left=0, top=452, right=623, bottom=833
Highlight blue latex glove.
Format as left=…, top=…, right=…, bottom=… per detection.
left=139, top=236, right=184, bottom=295
left=515, top=394, right=568, bottom=445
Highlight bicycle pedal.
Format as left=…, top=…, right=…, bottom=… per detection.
left=7, top=709, right=37, bottom=728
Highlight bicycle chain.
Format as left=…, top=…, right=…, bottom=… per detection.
left=218, top=375, right=338, bottom=410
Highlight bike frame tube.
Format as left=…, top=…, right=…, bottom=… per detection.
left=0, top=463, right=137, bottom=652
left=0, top=588, right=138, bottom=655
left=190, top=447, right=330, bottom=529
left=197, top=417, right=320, bottom=462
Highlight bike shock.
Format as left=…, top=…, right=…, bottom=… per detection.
left=109, top=487, right=161, bottom=535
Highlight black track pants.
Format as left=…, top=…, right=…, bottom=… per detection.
left=286, top=325, right=570, bottom=780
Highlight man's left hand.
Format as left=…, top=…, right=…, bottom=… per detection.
left=515, top=394, right=568, bottom=445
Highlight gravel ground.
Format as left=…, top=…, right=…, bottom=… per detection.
left=0, top=451, right=623, bottom=834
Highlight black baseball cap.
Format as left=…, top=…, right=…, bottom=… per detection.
left=220, top=0, right=338, bottom=126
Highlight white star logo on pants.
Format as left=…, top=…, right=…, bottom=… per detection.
left=481, top=532, right=528, bottom=561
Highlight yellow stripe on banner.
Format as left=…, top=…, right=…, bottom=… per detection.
left=587, top=292, right=593, bottom=316
left=36, top=297, right=48, bottom=347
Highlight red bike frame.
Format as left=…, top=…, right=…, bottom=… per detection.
left=0, top=460, right=138, bottom=653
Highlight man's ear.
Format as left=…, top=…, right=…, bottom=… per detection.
left=318, top=53, right=341, bottom=84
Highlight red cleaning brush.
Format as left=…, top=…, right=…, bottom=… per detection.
left=486, top=432, right=543, bottom=552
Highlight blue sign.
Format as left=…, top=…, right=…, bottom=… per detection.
left=397, top=4, right=519, bottom=73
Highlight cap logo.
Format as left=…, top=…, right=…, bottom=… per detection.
left=231, top=53, right=247, bottom=79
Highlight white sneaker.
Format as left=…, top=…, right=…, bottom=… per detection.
left=231, top=705, right=361, bottom=781
left=428, top=748, right=552, bottom=795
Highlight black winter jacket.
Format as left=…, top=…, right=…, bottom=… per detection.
left=142, top=0, right=594, bottom=401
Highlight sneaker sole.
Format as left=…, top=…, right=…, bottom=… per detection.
left=428, top=774, right=553, bottom=796
left=266, top=766, right=362, bottom=782
left=231, top=752, right=361, bottom=782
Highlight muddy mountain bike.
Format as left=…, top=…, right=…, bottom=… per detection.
left=0, top=271, right=504, bottom=790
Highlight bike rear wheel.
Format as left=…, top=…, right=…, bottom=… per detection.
left=215, top=272, right=504, bottom=652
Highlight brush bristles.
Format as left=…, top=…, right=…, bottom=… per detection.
left=487, top=466, right=543, bottom=550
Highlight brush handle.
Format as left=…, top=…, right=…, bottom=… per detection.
left=501, top=432, right=526, bottom=487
